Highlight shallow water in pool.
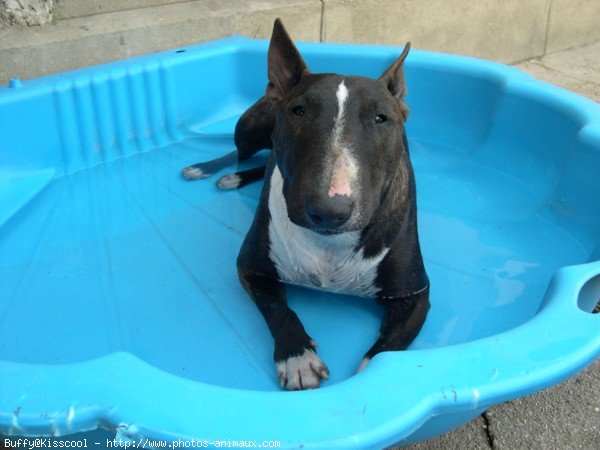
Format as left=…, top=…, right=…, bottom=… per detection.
left=0, top=134, right=591, bottom=390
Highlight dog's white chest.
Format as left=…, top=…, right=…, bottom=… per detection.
left=268, top=166, right=388, bottom=297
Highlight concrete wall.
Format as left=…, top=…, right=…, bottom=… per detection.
left=322, top=0, right=551, bottom=63
left=1, top=0, right=599, bottom=84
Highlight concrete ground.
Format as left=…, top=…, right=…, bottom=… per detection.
left=405, top=41, right=600, bottom=450
left=2, top=0, right=600, bottom=84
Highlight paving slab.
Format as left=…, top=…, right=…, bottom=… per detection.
left=517, top=41, right=600, bottom=103
left=404, top=415, right=491, bottom=449
left=486, top=360, right=600, bottom=449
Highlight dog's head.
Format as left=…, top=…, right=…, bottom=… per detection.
left=267, top=19, right=411, bottom=236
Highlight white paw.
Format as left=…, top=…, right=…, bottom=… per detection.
left=276, top=349, right=329, bottom=390
left=357, top=357, right=370, bottom=372
left=216, top=173, right=241, bottom=190
left=181, top=166, right=211, bottom=180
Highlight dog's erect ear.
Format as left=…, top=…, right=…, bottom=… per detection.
left=266, top=18, right=310, bottom=103
left=379, top=42, right=411, bottom=121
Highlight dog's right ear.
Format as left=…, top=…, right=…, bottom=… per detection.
left=266, top=19, right=310, bottom=103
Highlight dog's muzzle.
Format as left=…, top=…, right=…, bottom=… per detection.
left=306, top=194, right=355, bottom=233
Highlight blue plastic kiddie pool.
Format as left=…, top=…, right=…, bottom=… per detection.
left=1, top=37, right=599, bottom=448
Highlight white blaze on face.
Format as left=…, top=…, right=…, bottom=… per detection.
left=328, top=80, right=358, bottom=198
left=332, top=80, right=349, bottom=143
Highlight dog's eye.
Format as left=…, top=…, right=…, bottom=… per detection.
left=375, top=114, right=388, bottom=124
left=292, top=105, right=305, bottom=117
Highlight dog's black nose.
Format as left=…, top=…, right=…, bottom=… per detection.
left=307, top=195, right=353, bottom=230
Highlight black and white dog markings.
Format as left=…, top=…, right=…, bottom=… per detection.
left=182, top=19, right=430, bottom=390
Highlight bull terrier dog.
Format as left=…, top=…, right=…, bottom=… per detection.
left=182, top=19, right=429, bottom=390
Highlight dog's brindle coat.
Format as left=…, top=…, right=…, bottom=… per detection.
left=182, top=19, right=429, bottom=390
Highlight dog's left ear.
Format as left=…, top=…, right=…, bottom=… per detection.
left=379, top=42, right=411, bottom=121
left=266, top=18, right=310, bottom=103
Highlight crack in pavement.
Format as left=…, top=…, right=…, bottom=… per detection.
left=481, top=411, right=496, bottom=449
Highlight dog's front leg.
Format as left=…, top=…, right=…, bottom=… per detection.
left=359, top=288, right=430, bottom=371
left=238, top=268, right=329, bottom=390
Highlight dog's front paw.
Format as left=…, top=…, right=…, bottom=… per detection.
left=276, top=348, right=329, bottom=390
left=216, top=173, right=241, bottom=190
left=181, top=165, right=212, bottom=180
left=356, top=357, right=370, bottom=372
